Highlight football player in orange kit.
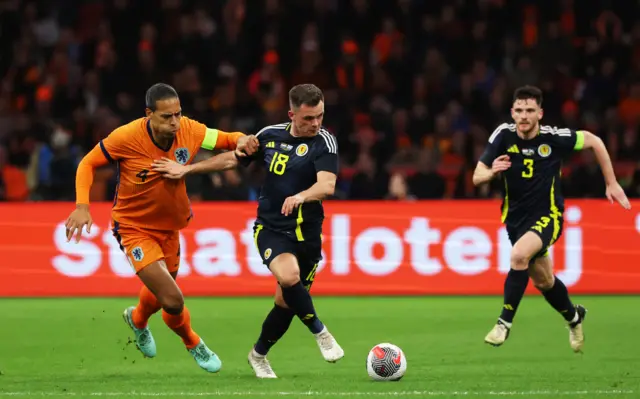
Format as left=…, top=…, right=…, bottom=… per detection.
left=64, top=83, right=259, bottom=373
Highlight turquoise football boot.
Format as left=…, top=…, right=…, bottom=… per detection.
left=188, top=339, right=222, bottom=373
left=123, top=306, right=157, bottom=358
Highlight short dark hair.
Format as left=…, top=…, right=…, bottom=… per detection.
left=513, top=85, right=543, bottom=106
left=289, top=84, right=324, bottom=109
left=145, top=83, right=179, bottom=111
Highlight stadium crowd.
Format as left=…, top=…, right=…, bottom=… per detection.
left=0, top=0, right=638, bottom=202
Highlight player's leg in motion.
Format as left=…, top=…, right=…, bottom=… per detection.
left=135, top=261, right=222, bottom=372
left=123, top=284, right=161, bottom=358
left=249, top=252, right=344, bottom=377
left=248, top=288, right=296, bottom=379
left=123, top=267, right=183, bottom=358
left=529, top=256, right=587, bottom=352
left=253, top=301, right=295, bottom=357
left=272, top=254, right=344, bottom=361
left=485, top=231, right=539, bottom=346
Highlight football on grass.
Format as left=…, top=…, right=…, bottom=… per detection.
left=366, top=343, right=407, bottom=381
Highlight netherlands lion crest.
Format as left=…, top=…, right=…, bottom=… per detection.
left=131, top=247, right=144, bottom=262
left=175, top=147, right=190, bottom=164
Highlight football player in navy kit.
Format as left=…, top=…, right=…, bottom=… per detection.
left=473, top=85, right=631, bottom=352
left=152, top=84, right=343, bottom=377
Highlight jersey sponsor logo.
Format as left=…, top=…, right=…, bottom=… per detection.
left=264, top=248, right=272, bottom=260
left=131, top=246, right=144, bottom=262
left=538, top=144, right=552, bottom=157
left=522, top=148, right=535, bottom=156
left=296, top=144, right=309, bottom=157
left=507, top=145, right=519, bottom=153
left=175, top=147, right=190, bottom=164
left=280, top=143, right=293, bottom=151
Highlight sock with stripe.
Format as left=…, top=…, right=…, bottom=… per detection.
left=541, top=276, right=577, bottom=322
left=499, top=269, right=530, bottom=324
left=254, top=304, right=295, bottom=355
left=281, top=281, right=324, bottom=334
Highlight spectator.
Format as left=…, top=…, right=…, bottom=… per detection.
left=386, top=173, right=416, bottom=201
left=0, top=1, right=637, bottom=201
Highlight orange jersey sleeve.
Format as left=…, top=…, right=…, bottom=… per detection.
left=184, top=116, right=245, bottom=151
left=75, top=124, right=135, bottom=205
left=75, top=145, right=110, bottom=205
left=213, top=130, right=244, bottom=150
left=100, top=124, right=137, bottom=162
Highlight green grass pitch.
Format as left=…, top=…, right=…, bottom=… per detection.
left=0, top=296, right=638, bottom=399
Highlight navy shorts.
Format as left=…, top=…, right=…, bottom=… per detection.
left=253, top=223, right=322, bottom=289
left=506, top=212, right=564, bottom=259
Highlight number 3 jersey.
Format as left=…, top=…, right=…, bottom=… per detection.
left=241, top=122, right=339, bottom=240
left=479, top=123, right=585, bottom=226
left=77, top=116, right=242, bottom=231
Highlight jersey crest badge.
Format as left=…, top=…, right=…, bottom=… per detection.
left=175, top=147, right=190, bottom=164
left=537, top=144, right=552, bottom=158
left=296, top=144, right=309, bottom=157
left=264, top=248, right=272, bottom=260
left=131, top=247, right=144, bottom=262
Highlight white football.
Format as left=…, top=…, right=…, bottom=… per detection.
left=366, top=343, right=407, bottom=381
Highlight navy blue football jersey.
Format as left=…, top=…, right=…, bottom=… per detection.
left=479, top=123, right=585, bottom=225
left=240, top=122, right=339, bottom=240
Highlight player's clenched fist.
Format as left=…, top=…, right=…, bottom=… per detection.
left=237, top=135, right=259, bottom=156
left=492, top=155, right=511, bottom=173
left=65, top=204, right=93, bottom=243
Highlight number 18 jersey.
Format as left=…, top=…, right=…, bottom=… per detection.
left=479, top=123, right=585, bottom=226
left=242, top=123, right=339, bottom=241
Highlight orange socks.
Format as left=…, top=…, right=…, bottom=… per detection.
left=131, top=286, right=161, bottom=329
left=132, top=285, right=200, bottom=349
left=162, top=306, right=201, bottom=349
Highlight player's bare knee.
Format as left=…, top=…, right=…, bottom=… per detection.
left=159, top=292, right=184, bottom=315
left=270, top=253, right=301, bottom=288
left=531, top=272, right=554, bottom=291
left=533, top=277, right=554, bottom=291
left=529, top=257, right=554, bottom=290
left=510, top=249, right=530, bottom=270
left=278, top=270, right=301, bottom=288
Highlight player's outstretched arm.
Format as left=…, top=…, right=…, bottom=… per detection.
left=473, top=155, right=511, bottom=186
left=66, top=146, right=109, bottom=242
left=152, top=151, right=242, bottom=179
left=202, top=128, right=259, bottom=155
left=281, top=171, right=337, bottom=216
left=580, top=131, right=631, bottom=209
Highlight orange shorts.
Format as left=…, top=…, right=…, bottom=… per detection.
left=111, top=221, right=181, bottom=273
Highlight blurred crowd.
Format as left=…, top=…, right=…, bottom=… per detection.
left=0, top=0, right=639, bottom=202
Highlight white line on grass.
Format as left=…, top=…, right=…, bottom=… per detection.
left=0, top=390, right=634, bottom=397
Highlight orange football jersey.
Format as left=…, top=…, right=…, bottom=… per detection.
left=76, top=116, right=242, bottom=231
